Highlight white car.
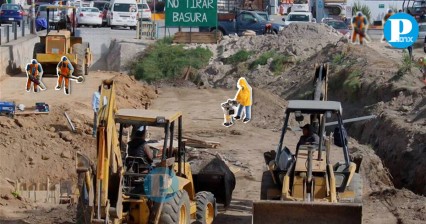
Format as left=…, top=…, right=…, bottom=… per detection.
left=137, top=2, right=151, bottom=21
left=107, top=0, right=138, bottom=30
left=283, top=12, right=316, bottom=26
left=76, top=7, right=102, bottom=27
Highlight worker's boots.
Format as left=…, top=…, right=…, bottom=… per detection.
left=65, top=88, right=69, bottom=95
left=55, top=85, right=61, bottom=90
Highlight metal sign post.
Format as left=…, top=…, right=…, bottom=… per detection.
left=315, top=0, right=324, bottom=22
left=31, top=0, right=36, bottom=34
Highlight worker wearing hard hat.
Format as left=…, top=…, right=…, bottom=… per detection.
left=234, top=77, right=252, bottom=123
left=25, top=59, right=46, bottom=92
left=383, top=9, right=393, bottom=41
left=55, top=56, right=74, bottom=95
left=352, top=12, right=368, bottom=45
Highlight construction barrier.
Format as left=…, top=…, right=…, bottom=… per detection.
left=136, top=21, right=157, bottom=39
left=15, top=178, right=75, bottom=204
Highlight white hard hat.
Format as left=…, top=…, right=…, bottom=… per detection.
left=18, top=104, right=25, bottom=111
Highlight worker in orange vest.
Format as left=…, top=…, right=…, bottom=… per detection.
left=55, top=56, right=74, bottom=95
left=25, top=59, right=46, bottom=92
left=352, top=12, right=368, bottom=45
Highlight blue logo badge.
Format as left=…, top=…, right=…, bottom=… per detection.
left=143, top=167, right=179, bottom=202
left=384, top=13, right=419, bottom=48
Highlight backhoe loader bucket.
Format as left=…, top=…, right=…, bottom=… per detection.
left=252, top=200, right=362, bottom=224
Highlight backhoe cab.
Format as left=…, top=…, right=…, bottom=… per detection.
left=33, top=6, right=92, bottom=76
left=253, top=100, right=362, bottom=224
left=76, top=80, right=216, bottom=224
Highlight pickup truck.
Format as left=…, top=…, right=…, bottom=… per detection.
left=199, top=10, right=284, bottom=36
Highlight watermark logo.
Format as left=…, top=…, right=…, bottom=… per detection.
left=143, top=167, right=179, bottom=202
left=384, top=13, right=419, bottom=48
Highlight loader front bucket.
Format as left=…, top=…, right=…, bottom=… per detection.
left=252, top=200, right=362, bottom=224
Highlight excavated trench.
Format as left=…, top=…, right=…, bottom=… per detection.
left=326, top=69, right=426, bottom=196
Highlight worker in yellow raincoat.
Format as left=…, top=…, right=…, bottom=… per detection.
left=352, top=12, right=368, bottom=45
left=234, top=77, right=252, bottom=123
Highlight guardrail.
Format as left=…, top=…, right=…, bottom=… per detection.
left=0, top=17, right=33, bottom=45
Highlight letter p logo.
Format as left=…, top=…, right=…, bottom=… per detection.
left=384, top=13, right=419, bottom=48
left=388, top=19, right=412, bottom=42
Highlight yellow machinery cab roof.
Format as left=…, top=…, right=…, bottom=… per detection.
left=115, top=109, right=182, bottom=125
left=47, top=29, right=71, bottom=37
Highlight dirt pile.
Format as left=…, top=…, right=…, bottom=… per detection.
left=0, top=74, right=156, bottom=218
left=200, top=23, right=346, bottom=88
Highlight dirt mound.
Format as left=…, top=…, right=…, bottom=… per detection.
left=111, top=74, right=157, bottom=109
left=0, top=73, right=156, bottom=187
left=201, top=23, right=346, bottom=88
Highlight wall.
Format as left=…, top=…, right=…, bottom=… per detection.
left=0, top=34, right=40, bottom=81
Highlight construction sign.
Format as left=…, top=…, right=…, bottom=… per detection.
left=165, top=0, right=218, bottom=27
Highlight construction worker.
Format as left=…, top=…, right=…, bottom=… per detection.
left=296, top=124, right=319, bottom=151
left=383, top=9, right=393, bottom=41
left=25, top=59, right=46, bottom=92
left=127, top=128, right=153, bottom=166
left=55, top=56, right=74, bottom=95
left=92, top=85, right=101, bottom=137
left=352, top=12, right=368, bottom=45
left=234, top=77, right=252, bottom=123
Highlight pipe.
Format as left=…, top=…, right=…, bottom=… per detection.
left=64, top=112, right=76, bottom=132
left=324, top=115, right=376, bottom=127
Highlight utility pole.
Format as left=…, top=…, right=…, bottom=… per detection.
left=31, top=0, right=36, bottom=34
left=315, top=0, right=324, bottom=22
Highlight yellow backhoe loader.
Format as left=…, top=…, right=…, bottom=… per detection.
left=75, top=80, right=218, bottom=224
left=33, top=6, right=92, bottom=76
left=253, top=62, right=362, bottom=224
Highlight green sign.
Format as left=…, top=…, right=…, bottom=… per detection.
left=165, top=0, right=217, bottom=27
left=379, top=4, right=385, bottom=8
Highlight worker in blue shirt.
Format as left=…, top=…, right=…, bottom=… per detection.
left=25, top=59, right=46, bottom=92
left=55, top=56, right=74, bottom=95
left=92, top=85, right=101, bottom=137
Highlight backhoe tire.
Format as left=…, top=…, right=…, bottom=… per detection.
left=348, top=173, right=363, bottom=203
left=195, top=191, right=216, bottom=224
left=159, top=190, right=190, bottom=224
left=33, top=42, right=45, bottom=59
left=260, top=171, right=279, bottom=200
left=76, top=173, right=93, bottom=224
left=72, top=43, right=86, bottom=76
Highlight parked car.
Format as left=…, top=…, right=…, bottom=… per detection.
left=137, top=2, right=151, bottom=21
left=324, top=19, right=349, bottom=35
left=282, top=11, right=316, bottom=26
left=107, top=0, right=138, bottom=29
left=36, top=4, right=62, bottom=23
left=76, top=7, right=102, bottom=27
left=0, top=3, right=25, bottom=26
left=200, top=10, right=284, bottom=36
